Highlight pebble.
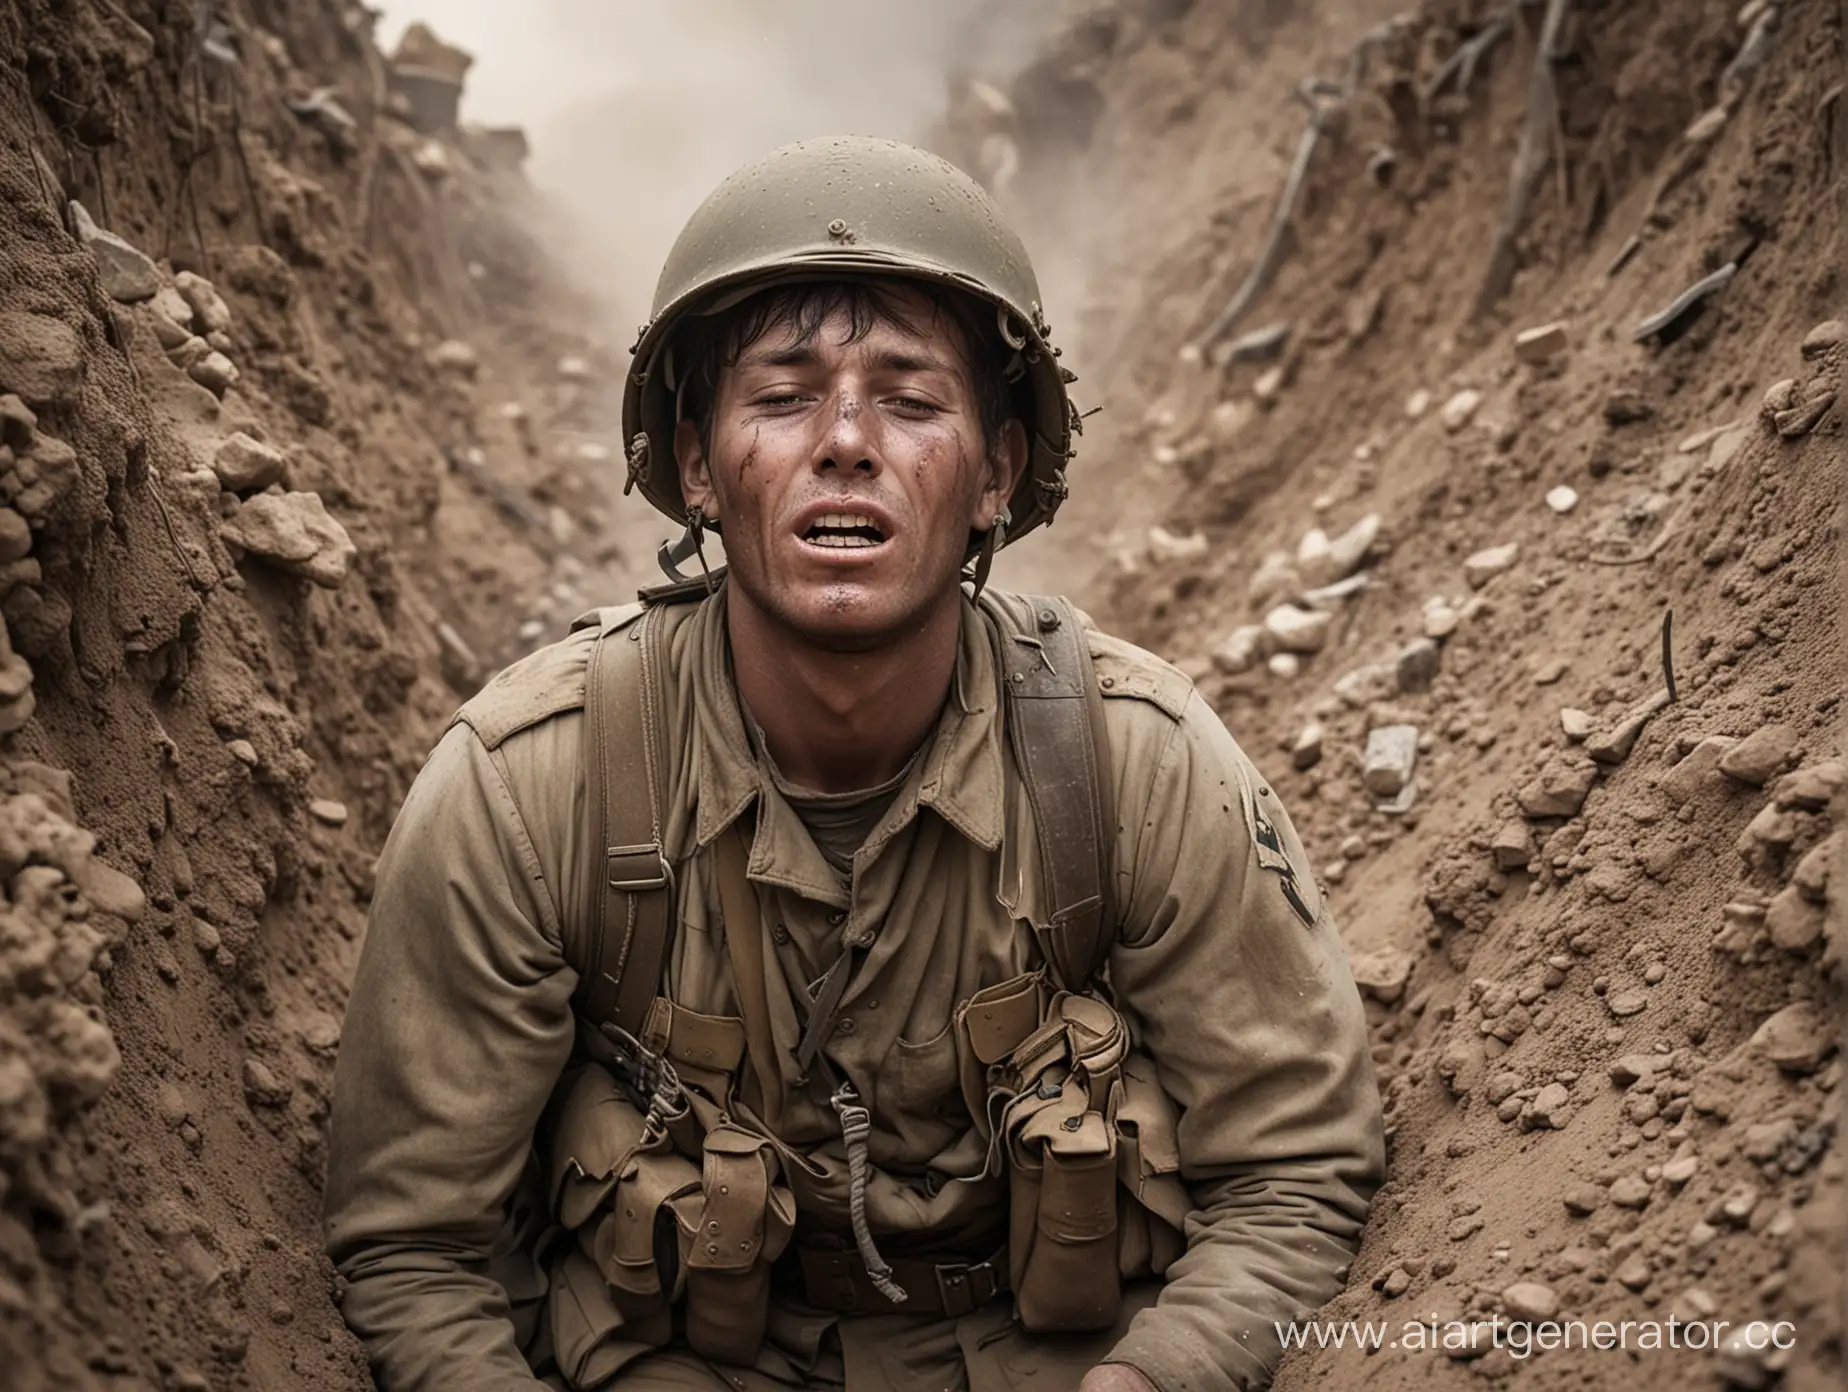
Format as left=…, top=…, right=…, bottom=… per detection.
left=1147, top=524, right=1208, bottom=564
left=220, top=491, right=358, bottom=589
left=1799, top=319, right=1845, bottom=359
left=1317, top=513, right=1381, bottom=583
left=1363, top=725, right=1419, bottom=798
left=212, top=432, right=287, bottom=492
left=1266, top=653, right=1300, bottom=679
left=1751, top=1002, right=1834, bottom=1074
left=1405, top=389, right=1431, bottom=418
left=1544, top=485, right=1579, bottom=514
left=1463, top=543, right=1519, bottom=588
left=1774, top=758, right=1842, bottom=811
left=1586, top=709, right=1653, bottom=765
left=1659, top=735, right=1739, bottom=804
left=72, top=857, right=147, bottom=923
left=1490, top=820, right=1533, bottom=870
left=1252, top=364, right=1286, bottom=402
left=1607, top=989, right=1648, bottom=1019
left=193, top=920, right=221, bottom=954
left=1685, top=1219, right=1719, bottom=1251
left=1263, top=603, right=1333, bottom=654
left=1608, top=1054, right=1662, bottom=1087
left=1440, top=388, right=1483, bottom=432
left=187, top=350, right=240, bottom=395
left=1563, top=1185, right=1603, bottom=1215
left=1716, top=1324, right=1786, bottom=1389
left=1517, top=759, right=1597, bottom=818
left=0, top=311, right=85, bottom=408
left=69, top=201, right=160, bottom=302
left=1349, top=946, right=1413, bottom=1004
left=1500, top=1281, right=1558, bottom=1321
left=1764, top=884, right=1823, bottom=951
left=1524, top=1082, right=1571, bottom=1129
left=1422, top=600, right=1460, bottom=639
left=1774, top=385, right=1834, bottom=438
left=1532, top=658, right=1568, bottom=685
left=1792, top=834, right=1836, bottom=899
left=173, top=271, right=232, bottom=334
left=1448, top=1214, right=1484, bottom=1241
left=1614, top=1252, right=1651, bottom=1291
left=152, top=285, right=194, bottom=332
left=1290, top=721, right=1325, bottom=771
left=1211, top=625, right=1268, bottom=675
left=1332, top=661, right=1397, bottom=708
left=1661, top=1155, right=1699, bottom=1185
left=1395, top=638, right=1441, bottom=693
left=309, top=798, right=349, bottom=827
left=1559, top=708, right=1594, bottom=741
left=1716, top=724, right=1797, bottom=787
left=1714, top=1185, right=1759, bottom=1227
left=241, top=1057, right=293, bottom=1107
left=1248, top=550, right=1300, bottom=605
left=1514, top=322, right=1569, bottom=365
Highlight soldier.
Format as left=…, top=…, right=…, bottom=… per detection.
left=325, top=136, right=1383, bottom=1392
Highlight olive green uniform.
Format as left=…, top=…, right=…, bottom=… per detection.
left=323, top=591, right=1384, bottom=1392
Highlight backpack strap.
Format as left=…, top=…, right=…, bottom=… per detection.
left=576, top=601, right=677, bottom=1045
left=981, top=593, right=1118, bottom=993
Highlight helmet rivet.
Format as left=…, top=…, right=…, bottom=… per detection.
left=1037, top=608, right=1060, bottom=633
left=827, top=218, right=848, bottom=237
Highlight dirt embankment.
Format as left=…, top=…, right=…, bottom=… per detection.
left=0, top=2, right=638, bottom=1387
left=1014, top=0, right=1844, bottom=1387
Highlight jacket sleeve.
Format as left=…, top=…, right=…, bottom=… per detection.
left=1100, top=694, right=1385, bottom=1392
left=324, top=722, right=577, bottom=1391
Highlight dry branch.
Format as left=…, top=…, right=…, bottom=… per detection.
left=1473, top=0, right=1572, bottom=318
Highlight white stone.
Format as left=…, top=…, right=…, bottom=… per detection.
left=1545, top=486, right=1579, bottom=514
left=1363, top=725, right=1419, bottom=798
left=1440, top=388, right=1483, bottom=433
left=1464, top=543, right=1519, bottom=588
left=1263, top=603, right=1333, bottom=655
left=1514, top=323, right=1568, bottom=364
left=1211, top=625, right=1268, bottom=675
left=1405, top=389, right=1431, bottom=418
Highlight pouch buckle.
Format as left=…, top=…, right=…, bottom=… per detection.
left=608, top=842, right=672, bottom=892
left=934, top=1258, right=1001, bottom=1318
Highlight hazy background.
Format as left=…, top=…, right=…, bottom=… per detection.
left=374, top=0, right=1071, bottom=341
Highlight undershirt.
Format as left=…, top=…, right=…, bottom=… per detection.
left=746, top=713, right=924, bottom=879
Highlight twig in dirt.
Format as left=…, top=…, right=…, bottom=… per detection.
left=1587, top=510, right=1681, bottom=567
left=1423, top=15, right=1512, bottom=104
left=1192, top=79, right=1345, bottom=350
left=1606, top=234, right=1642, bottom=278
left=1473, top=0, right=1572, bottom=319
left=1660, top=610, right=1677, bottom=704
left=1631, top=262, right=1736, bottom=342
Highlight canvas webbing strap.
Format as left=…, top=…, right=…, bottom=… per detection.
left=577, top=604, right=676, bottom=1044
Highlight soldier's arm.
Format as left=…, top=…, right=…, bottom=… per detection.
left=1100, top=692, right=1385, bottom=1392
left=324, top=723, right=576, bottom=1391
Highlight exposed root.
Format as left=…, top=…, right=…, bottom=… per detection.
left=1474, top=0, right=1572, bottom=318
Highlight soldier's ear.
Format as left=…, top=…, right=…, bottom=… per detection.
left=674, top=419, right=717, bottom=518
left=975, top=418, right=1028, bottom=529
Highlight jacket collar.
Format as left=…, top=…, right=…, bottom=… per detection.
left=683, top=589, right=1007, bottom=881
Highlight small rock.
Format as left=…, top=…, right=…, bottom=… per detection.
left=173, top=271, right=231, bottom=334
left=1751, top=1002, right=1834, bottom=1074
left=1740, top=1120, right=1797, bottom=1164
left=1448, top=1214, right=1484, bottom=1241
left=1248, top=550, right=1299, bottom=606
left=1491, top=820, right=1533, bottom=871
left=1532, top=658, right=1568, bottom=686
left=1147, top=524, right=1208, bottom=564
left=1463, top=543, right=1519, bottom=588
left=1764, top=884, right=1824, bottom=951
left=1440, top=388, right=1483, bottom=432
left=1333, top=661, right=1398, bottom=708
left=1211, top=625, right=1268, bottom=675
left=1544, top=485, right=1579, bottom=514
left=220, top=491, right=357, bottom=588
left=1774, top=385, right=1834, bottom=438
left=1349, top=946, right=1412, bottom=1004
left=226, top=739, right=258, bottom=767
left=1587, top=711, right=1652, bottom=765
left=152, top=285, right=194, bottom=332
left=211, top=433, right=287, bottom=492
left=1324, top=513, right=1381, bottom=580
left=1394, top=638, right=1441, bottom=694
left=1524, top=1082, right=1571, bottom=1129
left=1252, top=364, right=1286, bottom=402
left=1517, top=759, right=1598, bottom=818
left=1684, top=105, right=1729, bottom=143
left=1609, top=1055, right=1662, bottom=1088
left=0, top=311, right=84, bottom=408
left=1500, top=1281, right=1558, bottom=1322
left=188, top=351, right=240, bottom=396
left=1799, top=319, right=1845, bottom=359
left=430, top=338, right=479, bottom=376
left=71, top=857, right=146, bottom=923
left=1604, top=389, right=1654, bottom=425
left=1563, top=1185, right=1604, bottom=1215
left=1405, top=388, right=1431, bottom=418
left=69, top=201, right=160, bottom=302
left=1761, top=377, right=1800, bottom=415
left=1290, top=721, right=1325, bottom=772
left=1714, top=1185, right=1760, bottom=1227
left=1559, top=708, right=1594, bottom=741
left=1363, top=725, right=1419, bottom=798
left=1267, top=652, right=1299, bottom=679
left=1614, top=1252, right=1651, bottom=1291
left=1607, top=989, right=1648, bottom=1019
left=309, top=798, right=348, bottom=827
left=1774, top=759, right=1843, bottom=811
left=1423, top=600, right=1460, bottom=640
left=1659, top=736, right=1739, bottom=804
left=1662, top=1154, right=1699, bottom=1186
left=1263, top=603, right=1333, bottom=655
left=1717, top=724, right=1798, bottom=787
left=0, top=509, right=30, bottom=565
left=242, top=1058, right=292, bottom=1107
left=299, top=1011, right=342, bottom=1053
left=1514, top=323, right=1569, bottom=365
left=1792, top=834, right=1836, bottom=900
left=1716, top=1323, right=1787, bottom=1389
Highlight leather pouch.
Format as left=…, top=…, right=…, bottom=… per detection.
left=671, top=1123, right=797, bottom=1366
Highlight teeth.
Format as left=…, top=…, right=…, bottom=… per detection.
left=807, top=510, right=883, bottom=546
left=810, top=533, right=878, bottom=548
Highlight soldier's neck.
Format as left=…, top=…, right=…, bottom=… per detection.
left=726, top=588, right=960, bottom=795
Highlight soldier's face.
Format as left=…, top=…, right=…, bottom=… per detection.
left=675, top=287, right=1026, bottom=649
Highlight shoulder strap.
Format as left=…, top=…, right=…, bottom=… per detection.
left=981, top=593, right=1117, bottom=993
left=576, top=603, right=676, bottom=1044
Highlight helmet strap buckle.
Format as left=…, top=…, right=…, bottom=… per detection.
left=966, top=507, right=1010, bottom=600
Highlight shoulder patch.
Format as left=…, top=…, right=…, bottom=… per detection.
left=1086, top=629, right=1194, bottom=721
left=449, top=625, right=600, bottom=750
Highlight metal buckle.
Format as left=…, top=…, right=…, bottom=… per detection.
left=607, top=843, right=671, bottom=892
left=934, top=1260, right=998, bottom=1318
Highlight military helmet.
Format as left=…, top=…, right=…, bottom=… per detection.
left=621, top=136, right=1079, bottom=547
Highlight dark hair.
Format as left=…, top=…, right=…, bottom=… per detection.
left=672, top=279, right=1025, bottom=462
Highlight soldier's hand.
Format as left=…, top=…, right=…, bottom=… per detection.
left=1079, top=1364, right=1158, bottom=1392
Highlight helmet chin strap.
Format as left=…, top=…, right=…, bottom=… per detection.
left=966, top=506, right=1010, bottom=599
left=658, top=508, right=719, bottom=593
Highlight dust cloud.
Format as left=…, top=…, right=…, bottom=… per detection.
left=374, top=1, right=1070, bottom=342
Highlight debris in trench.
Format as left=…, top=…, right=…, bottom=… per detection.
left=1632, top=263, right=1738, bottom=343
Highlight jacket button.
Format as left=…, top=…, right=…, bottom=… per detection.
left=836, top=1017, right=856, bottom=1035
left=826, top=909, right=847, bottom=927
left=772, top=924, right=790, bottom=944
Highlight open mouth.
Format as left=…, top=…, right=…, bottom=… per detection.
left=801, top=511, right=887, bottom=549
